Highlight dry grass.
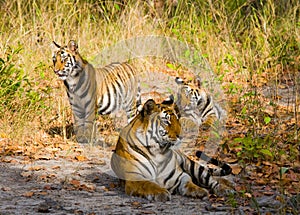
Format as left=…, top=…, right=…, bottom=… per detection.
left=0, top=0, right=299, bottom=162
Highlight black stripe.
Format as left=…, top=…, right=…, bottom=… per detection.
left=74, top=72, right=86, bottom=92
left=84, top=95, right=94, bottom=109
left=201, top=97, right=212, bottom=116
left=197, top=165, right=205, bottom=184
left=196, top=150, right=232, bottom=176
left=173, top=171, right=184, bottom=192
left=204, top=171, right=211, bottom=187
left=190, top=160, right=195, bottom=180
left=98, top=83, right=111, bottom=114
left=80, top=79, right=91, bottom=99
left=75, top=110, right=86, bottom=119
left=64, top=81, right=70, bottom=91
left=163, top=168, right=176, bottom=185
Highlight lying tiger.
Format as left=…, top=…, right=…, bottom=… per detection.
left=175, top=76, right=226, bottom=128
left=111, top=96, right=234, bottom=201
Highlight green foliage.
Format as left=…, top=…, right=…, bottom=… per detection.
left=0, top=46, right=24, bottom=113
left=0, top=45, right=50, bottom=119
left=233, top=135, right=273, bottom=161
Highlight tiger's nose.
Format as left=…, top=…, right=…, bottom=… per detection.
left=177, top=135, right=183, bottom=141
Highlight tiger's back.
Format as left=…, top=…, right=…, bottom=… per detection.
left=96, top=62, right=139, bottom=118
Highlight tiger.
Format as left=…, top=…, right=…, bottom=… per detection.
left=51, top=40, right=141, bottom=144
left=175, top=76, right=230, bottom=175
left=111, top=96, right=234, bottom=201
left=175, top=76, right=226, bottom=128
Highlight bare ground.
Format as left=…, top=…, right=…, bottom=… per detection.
left=1, top=143, right=298, bottom=215
left=0, top=146, right=237, bottom=215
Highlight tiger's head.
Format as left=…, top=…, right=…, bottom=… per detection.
left=175, top=77, right=225, bottom=126
left=139, top=96, right=182, bottom=152
left=175, top=77, right=208, bottom=112
left=51, top=40, right=88, bottom=92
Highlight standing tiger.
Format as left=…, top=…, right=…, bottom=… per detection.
left=51, top=40, right=140, bottom=144
left=175, top=77, right=226, bottom=127
left=111, top=96, right=233, bottom=201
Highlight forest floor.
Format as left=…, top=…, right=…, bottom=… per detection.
left=0, top=143, right=297, bottom=215
left=0, top=142, right=299, bottom=215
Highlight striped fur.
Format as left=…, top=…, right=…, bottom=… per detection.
left=51, top=40, right=140, bottom=143
left=195, top=151, right=232, bottom=176
left=175, top=77, right=231, bottom=176
left=111, top=97, right=233, bottom=201
left=175, top=77, right=225, bottom=127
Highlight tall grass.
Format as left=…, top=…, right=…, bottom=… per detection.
left=0, top=0, right=299, bottom=160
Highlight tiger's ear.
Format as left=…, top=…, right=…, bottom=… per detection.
left=68, top=40, right=78, bottom=53
left=141, top=99, right=157, bottom=117
left=51, top=41, right=61, bottom=51
left=161, top=94, right=174, bottom=105
left=194, top=76, right=202, bottom=88
left=160, top=95, right=181, bottom=118
left=175, top=77, right=184, bottom=85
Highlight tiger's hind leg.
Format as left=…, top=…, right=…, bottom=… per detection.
left=125, top=180, right=171, bottom=202
left=176, top=150, right=234, bottom=196
left=212, top=177, right=235, bottom=196
left=177, top=173, right=209, bottom=199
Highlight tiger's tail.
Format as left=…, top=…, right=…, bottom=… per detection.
left=195, top=151, right=232, bottom=176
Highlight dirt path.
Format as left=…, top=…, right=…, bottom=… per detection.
left=0, top=146, right=236, bottom=215
left=2, top=144, right=297, bottom=215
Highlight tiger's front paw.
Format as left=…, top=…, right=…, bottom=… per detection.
left=76, top=135, right=89, bottom=144
left=145, top=189, right=171, bottom=202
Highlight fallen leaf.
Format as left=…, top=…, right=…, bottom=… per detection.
left=80, top=183, right=95, bottom=192
left=37, top=191, right=48, bottom=196
left=23, top=191, right=34, bottom=197
left=223, top=157, right=238, bottom=163
left=235, top=185, right=247, bottom=192
left=1, top=187, right=11, bottom=191
left=75, top=155, right=87, bottom=161
left=109, top=183, right=117, bottom=189
left=131, top=201, right=141, bottom=207
left=20, top=171, right=32, bottom=178
left=70, top=179, right=81, bottom=187
left=43, top=185, right=52, bottom=190
left=256, top=178, right=268, bottom=185
left=262, top=191, right=274, bottom=196
left=33, top=154, right=53, bottom=160
left=262, top=161, right=273, bottom=166
left=28, top=166, right=45, bottom=171
left=231, top=164, right=242, bottom=175
left=52, top=165, right=61, bottom=169
left=244, top=192, right=252, bottom=198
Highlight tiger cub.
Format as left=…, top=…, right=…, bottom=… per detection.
left=175, top=77, right=226, bottom=128
left=51, top=40, right=140, bottom=144
left=111, top=96, right=234, bottom=201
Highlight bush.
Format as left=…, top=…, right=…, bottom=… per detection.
left=0, top=45, right=50, bottom=120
